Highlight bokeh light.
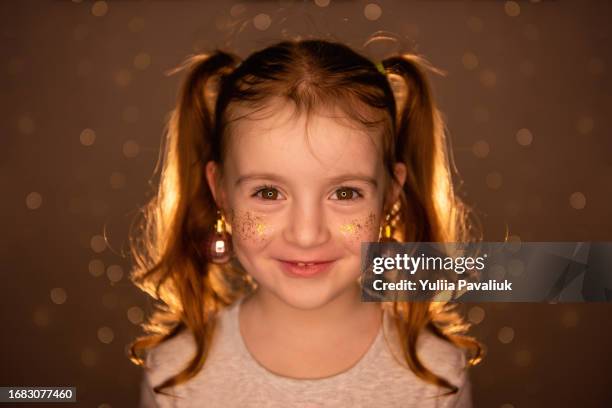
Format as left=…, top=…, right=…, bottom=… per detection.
left=80, top=128, right=96, bottom=146
left=88, top=259, right=105, bottom=277
left=90, top=235, right=107, bottom=253
left=253, top=14, right=271, bottom=31
left=569, top=192, right=586, bottom=210
left=462, top=52, right=479, bottom=70
left=468, top=306, right=486, bottom=324
left=133, top=53, right=151, bottom=70
left=472, top=140, right=490, bottom=158
left=516, top=128, right=533, bottom=146
left=364, top=3, right=383, bottom=21
left=50, top=288, right=67, bottom=305
left=97, top=327, right=114, bottom=344
left=498, top=326, right=515, bottom=344
left=91, top=1, right=108, bottom=17
left=25, top=192, right=42, bottom=210
left=504, top=1, right=520, bottom=17
left=127, top=306, right=145, bottom=325
left=106, top=265, right=124, bottom=283
left=122, top=140, right=140, bottom=158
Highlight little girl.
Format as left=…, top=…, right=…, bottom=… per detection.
left=129, top=39, right=483, bottom=407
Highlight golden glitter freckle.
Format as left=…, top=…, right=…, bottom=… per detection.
left=232, top=210, right=267, bottom=241
left=256, top=222, right=266, bottom=236
left=340, top=223, right=356, bottom=234
left=340, top=212, right=377, bottom=240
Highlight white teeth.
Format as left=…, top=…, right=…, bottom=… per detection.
left=296, top=262, right=315, bottom=267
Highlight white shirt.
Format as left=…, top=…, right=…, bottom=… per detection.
left=140, top=300, right=473, bottom=407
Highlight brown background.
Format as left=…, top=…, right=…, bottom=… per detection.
left=1, top=0, right=611, bottom=407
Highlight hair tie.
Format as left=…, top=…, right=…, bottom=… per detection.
left=375, top=62, right=386, bottom=75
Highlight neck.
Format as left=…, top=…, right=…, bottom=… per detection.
left=241, top=283, right=381, bottom=339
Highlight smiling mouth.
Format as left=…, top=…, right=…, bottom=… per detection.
left=281, top=260, right=334, bottom=265
left=277, top=260, right=336, bottom=278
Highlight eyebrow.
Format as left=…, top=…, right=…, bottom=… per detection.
left=235, top=173, right=378, bottom=188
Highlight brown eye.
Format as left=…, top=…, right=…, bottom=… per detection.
left=334, top=187, right=360, bottom=200
left=255, top=187, right=280, bottom=200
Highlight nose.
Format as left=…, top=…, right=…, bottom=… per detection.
left=282, top=200, right=330, bottom=248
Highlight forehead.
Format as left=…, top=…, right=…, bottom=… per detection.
left=224, top=101, right=385, bottom=180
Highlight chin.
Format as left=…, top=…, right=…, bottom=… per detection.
left=265, top=261, right=362, bottom=311
left=273, top=285, right=338, bottom=311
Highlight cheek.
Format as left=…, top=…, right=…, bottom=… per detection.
left=337, top=211, right=379, bottom=249
left=228, top=209, right=273, bottom=247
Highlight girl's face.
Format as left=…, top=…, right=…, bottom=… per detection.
left=206, top=101, right=406, bottom=310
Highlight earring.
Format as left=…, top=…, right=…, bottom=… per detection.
left=378, top=200, right=401, bottom=243
left=378, top=212, right=395, bottom=243
left=208, top=210, right=233, bottom=264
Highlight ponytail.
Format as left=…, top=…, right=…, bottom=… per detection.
left=380, top=54, right=483, bottom=395
left=382, top=54, right=452, bottom=242
left=128, top=50, right=249, bottom=397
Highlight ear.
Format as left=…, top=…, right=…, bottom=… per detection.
left=385, top=162, right=407, bottom=212
left=205, top=160, right=228, bottom=211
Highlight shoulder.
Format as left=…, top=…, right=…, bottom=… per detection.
left=411, top=328, right=473, bottom=407
left=143, top=328, right=197, bottom=388
left=373, top=315, right=474, bottom=407
left=142, top=304, right=237, bottom=388
left=416, top=328, right=469, bottom=387
left=146, top=328, right=196, bottom=368
left=382, top=311, right=469, bottom=382
left=382, top=313, right=469, bottom=388
left=138, top=328, right=198, bottom=407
